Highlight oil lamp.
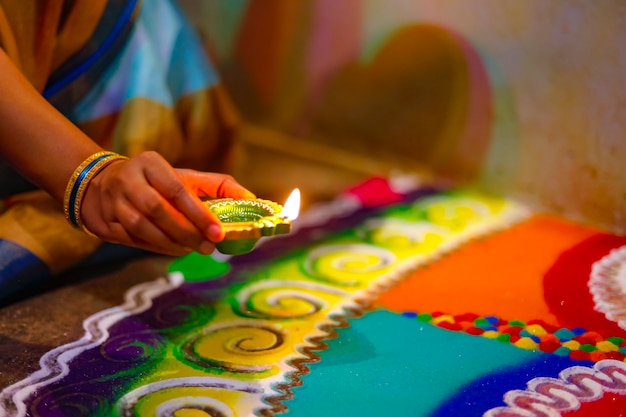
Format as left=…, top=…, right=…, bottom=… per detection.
left=203, top=189, right=301, bottom=255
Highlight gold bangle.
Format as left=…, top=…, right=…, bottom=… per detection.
left=63, top=151, right=128, bottom=235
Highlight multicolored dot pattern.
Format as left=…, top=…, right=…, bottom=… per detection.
left=401, top=311, right=626, bottom=362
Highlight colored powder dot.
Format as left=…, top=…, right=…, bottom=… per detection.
left=563, top=340, right=581, bottom=350
left=572, top=327, right=587, bottom=335
left=497, top=333, right=511, bottom=343
left=618, top=347, right=626, bottom=355
left=539, top=339, right=561, bottom=353
left=466, top=327, right=484, bottom=336
left=554, top=328, right=575, bottom=341
left=502, top=327, right=521, bottom=336
left=605, top=351, right=625, bottom=361
left=474, top=318, right=490, bottom=326
left=525, top=324, right=547, bottom=336
left=402, top=311, right=418, bottom=318
left=553, top=346, right=571, bottom=357
left=589, top=351, right=608, bottom=362
left=459, top=321, right=476, bottom=331
left=575, top=336, right=594, bottom=345
left=596, top=341, right=619, bottom=352
left=570, top=350, right=590, bottom=361
left=539, top=334, right=560, bottom=343
left=508, top=320, right=525, bottom=327
left=519, top=330, right=540, bottom=343
left=576, top=331, right=603, bottom=345
left=514, top=337, right=539, bottom=350
left=432, top=315, right=455, bottom=325
left=527, top=320, right=557, bottom=334
left=607, top=337, right=624, bottom=346
left=417, top=313, right=432, bottom=322
left=482, top=331, right=499, bottom=339
left=579, top=344, right=598, bottom=353
left=485, top=316, right=500, bottom=324
left=437, top=321, right=463, bottom=332
left=455, top=312, right=479, bottom=322
left=479, top=325, right=499, bottom=332
left=584, top=331, right=604, bottom=342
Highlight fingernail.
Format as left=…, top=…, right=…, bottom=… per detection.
left=199, top=240, right=214, bottom=255
left=208, top=224, right=223, bottom=241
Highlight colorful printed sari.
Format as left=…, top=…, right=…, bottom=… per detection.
left=0, top=0, right=240, bottom=305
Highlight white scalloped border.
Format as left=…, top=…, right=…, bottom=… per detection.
left=485, top=359, right=626, bottom=416
left=589, top=245, right=626, bottom=330
left=0, top=273, right=184, bottom=417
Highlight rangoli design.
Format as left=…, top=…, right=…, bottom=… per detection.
left=1, top=179, right=626, bottom=416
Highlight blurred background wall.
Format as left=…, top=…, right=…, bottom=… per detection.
left=178, top=0, right=626, bottom=233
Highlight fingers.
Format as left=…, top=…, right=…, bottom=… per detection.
left=116, top=153, right=218, bottom=252
left=80, top=151, right=254, bottom=257
left=111, top=194, right=196, bottom=256
left=82, top=172, right=200, bottom=256
left=140, top=154, right=224, bottom=243
left=170, top=170, right=257, bottom=243
left=178, top=169, right=256, bottom=199
left=126, top=184, right=219, bottom=251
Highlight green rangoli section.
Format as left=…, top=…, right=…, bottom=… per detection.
left=169, top=252, right=231, bottom=282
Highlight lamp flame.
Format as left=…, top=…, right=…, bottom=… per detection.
left=281, top=188, right=300, bottom=220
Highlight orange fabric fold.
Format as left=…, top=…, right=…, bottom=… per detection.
left=0, top=0, right=106, bottom=91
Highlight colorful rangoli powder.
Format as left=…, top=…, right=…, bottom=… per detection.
left=400, top=311, right=626, bottom=361
left=2, top=184, right=626, bottom=416
left=376, top=214, right=603, bottom=325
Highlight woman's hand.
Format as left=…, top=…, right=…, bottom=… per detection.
left=0, top=47, right=256, bottom=258
left=80, top=151, right=255, bottom=256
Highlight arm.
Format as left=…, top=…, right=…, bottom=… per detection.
left=0, top=49, right=255, bottom=256
left=0, top=49, right=101, bottom=202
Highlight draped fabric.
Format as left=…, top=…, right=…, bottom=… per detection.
left=0, top=0, right=241, bottom=305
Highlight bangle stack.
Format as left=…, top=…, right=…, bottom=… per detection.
left=63, top=151, right=128, bottom=235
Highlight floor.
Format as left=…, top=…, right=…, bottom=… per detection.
left=1, top=179, right=626, bottom=416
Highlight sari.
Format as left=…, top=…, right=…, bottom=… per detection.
left=0, top=0, right=240, bottom=304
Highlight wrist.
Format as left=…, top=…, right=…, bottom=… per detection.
left=63, top=151, right=128, bottom=235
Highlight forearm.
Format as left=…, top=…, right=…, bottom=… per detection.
left=0, top=48, right=103, bottom=202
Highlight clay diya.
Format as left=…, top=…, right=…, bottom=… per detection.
left=203, top=189, right=300, bottom=255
